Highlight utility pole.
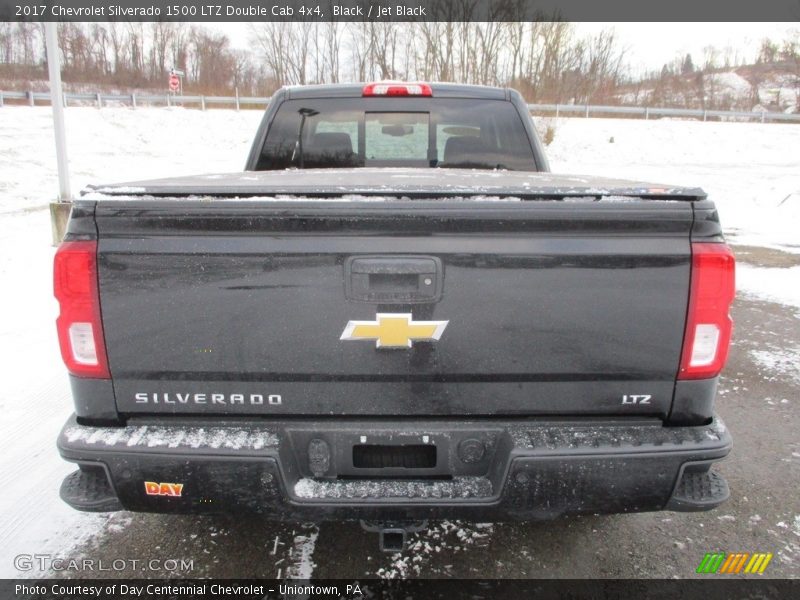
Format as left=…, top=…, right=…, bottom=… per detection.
left=45, top=22, right=72, bottom=244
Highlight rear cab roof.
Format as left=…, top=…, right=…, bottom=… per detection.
left=284, top=82, right=510, bottom=100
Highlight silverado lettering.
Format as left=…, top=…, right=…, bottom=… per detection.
left=134, top=393, right=282, bottom=405
left=55, top=83, right=735, bottom=552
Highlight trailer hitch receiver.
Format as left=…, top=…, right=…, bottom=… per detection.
left=360, top=520, right=428, bottom=553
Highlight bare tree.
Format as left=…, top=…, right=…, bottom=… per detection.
left=780, top=31, right=799, bottom=112
left=368, top=22, right=403, bottom=80
left=126, top=23, right=146, bottom=80
left=107, top=23, right=126, bottom=76
left=472, top=22, right=508, bottom=85
left=0, top=23, right=13, bottom=63
left=150, top=23, right=176, bottom=80
left=324, top=21, right=342, bottom=82
left=251, top=22, right=313, bottom=85
left=347, top=21, right=374, bottom=81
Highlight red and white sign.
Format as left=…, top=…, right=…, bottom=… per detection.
left=169, top=73, right=180, bottom=92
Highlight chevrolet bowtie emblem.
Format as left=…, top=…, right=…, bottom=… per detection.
left=340, top=313, right=448, bottom=349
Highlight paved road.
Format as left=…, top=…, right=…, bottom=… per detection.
left=46, top=249, right=800, bottom=580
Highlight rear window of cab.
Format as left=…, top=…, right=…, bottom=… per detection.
left=255, top=97, right=538, bottom=171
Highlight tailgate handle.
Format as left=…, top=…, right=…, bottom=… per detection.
left=345, top=256, right=443, bottom=303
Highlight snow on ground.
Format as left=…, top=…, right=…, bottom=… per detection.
left=737, top=265, right=800, bottom=311
left=282, top=530, right=319, bottom=580
left=0, top=209, right=113, bottom=577
left=545, top=117, right=800, bottom=253
left=709, top=72, right=753, bottom=97
left=0, top=108, right=262, bottom=577
left=0, top=107, right=797, bottom=255
left=0, top=107, right=798, bottom=577
left=750, top=345, right=800, bottom=387
left=0, top=107, right=261, bottom=214
left=376, top=521, right=493, bottom=579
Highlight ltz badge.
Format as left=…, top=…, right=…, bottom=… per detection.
left=340, top=313, right=448, bottom=349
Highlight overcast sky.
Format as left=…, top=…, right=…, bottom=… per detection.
left=581, top=23, right=797, bottom=74
left=213, top=22, right=797, bottom=75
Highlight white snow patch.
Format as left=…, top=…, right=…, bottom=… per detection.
left=717, top=514, right=736, bottom=522
left=375, top=520, right=493, bottom=578
left=0, top=107, right=261, bottom=215
left=83, top=192, right=527, bottom=203
left=737, top=265, right=800, bottom=311
left=546, top=117, right=800, bottom=253
left=294, top=477, right=492, bottom=500
left=284, top=529, right=319, bottom=580
left=92, top=186, right=146, bottom=194
left=63, top=424, right=279, bottom=450
left=0, top=210, right=119, bottom=577
left=750, top=346, right=800, bottom=385
left=709, top=72, right=753, bottom=97
left=105, top=514, right=133, bottom=534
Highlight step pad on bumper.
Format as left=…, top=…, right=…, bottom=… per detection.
left=294, top=476, right=492, bottom=500
left=60, top=467, right=123, bottom=512
left=667, top=469, right=729, bottom=512
left=512, top=420, right=728, bottom=452
left=57, top=415, right=732, bottom=518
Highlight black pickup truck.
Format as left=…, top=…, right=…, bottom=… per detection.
left=56, top=83, right=735, bottom=551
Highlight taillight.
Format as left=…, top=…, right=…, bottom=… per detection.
left=362, top=82, right=432, bottom=97
left=54, top=241, right=110, bottom=378
left=678, top=243, right=736, bottom=380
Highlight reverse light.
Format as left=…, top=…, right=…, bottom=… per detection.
left=362, top=82, right=432, bottom=97
left=54, top=241, right=110, bottom=378
left=678, top=243, right=736, bottom=380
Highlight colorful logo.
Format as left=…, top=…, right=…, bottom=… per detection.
left=696, top=552, right=773, bottom=574
left=144, top=481, right=184, bottom=497
left=340, top=313, right=448, bottom=348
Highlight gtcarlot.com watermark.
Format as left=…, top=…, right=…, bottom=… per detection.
left=14, top=553, right=194, bottom=573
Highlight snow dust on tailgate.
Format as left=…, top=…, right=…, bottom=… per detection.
left=95, top=198, right=693, bottom=418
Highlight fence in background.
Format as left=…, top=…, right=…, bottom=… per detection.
left=2, top=90, right=799, bottom=123
left=530, top=102, right=800, bottom=123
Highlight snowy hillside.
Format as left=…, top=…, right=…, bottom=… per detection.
left=0, top=107, right=262, bottom=214
left=544, top=116, right=800, bottom=252
left=620, top=66, right=799, bottom=114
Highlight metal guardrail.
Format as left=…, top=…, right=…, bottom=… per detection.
left=1, top=89, right=799, bottom=123
left=533, top=102, right=800, bottom=123
left=0, top=90, right=267, bottom=110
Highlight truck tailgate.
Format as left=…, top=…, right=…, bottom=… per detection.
left=94, top=198, right=692, bottom=418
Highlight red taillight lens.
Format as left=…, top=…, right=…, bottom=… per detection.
left=54, top=241, right=110, bottom=379
left=362, top=82, right=432, bottom=97
left=678, top=243, right=736, bottom=380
